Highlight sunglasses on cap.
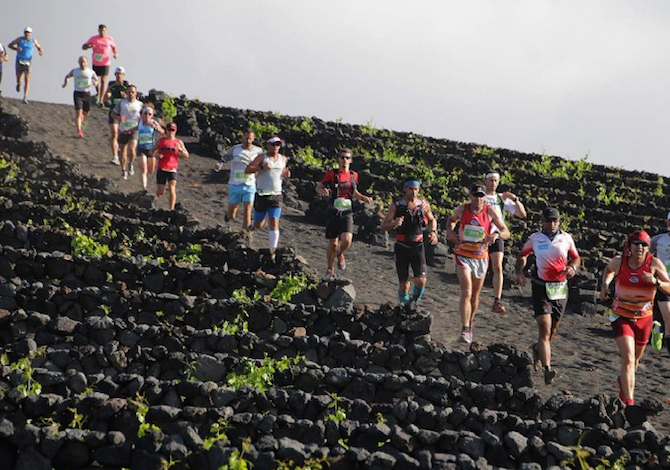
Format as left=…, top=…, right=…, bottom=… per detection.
left=471, top=191, right=485, bottom=197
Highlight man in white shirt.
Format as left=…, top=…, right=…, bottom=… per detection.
left=62, top=56, right=99, bottom=138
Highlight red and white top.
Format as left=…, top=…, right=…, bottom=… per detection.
left=156, top=138, right=181, bottom=171
left=612, top=254, right=656, bottom=319
left=520, top=231, right=579, bottom=282
left=455, top=204, right=491, bottom=259
left=85, top=35, right=116, bottom=66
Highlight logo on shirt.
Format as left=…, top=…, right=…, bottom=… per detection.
left=470, top=220, right=480, bottom=226
left=629, top=276, right=639, bottom=283
left=537, top=244, right=549, bottom=250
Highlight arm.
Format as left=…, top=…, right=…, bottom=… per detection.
left=316, top=178, right=331, bottom=197
left=488, top=207, right=510, bottom=242
left=503, top=191, right=527, bottom=219
left=244, top=154, right=264, bottom=174
left=7, top=38, right=19, bottom=51
left=34, top=40, right=43, bottom=56
left=643, top=258, right=670, bottom=295
left=600, top=256, right=622, bottom=301
left=379, top=203, right=401, bottom=232
left=515, top=245, right=532, bottom=286
left=112, top=44, right=118, bottom=60
left=62, top=70, right=73, bottom=88
left=353, top=188, right=372, bottom=204
left=177, top=140, right=189, bottom=159
left=424, top=205, right=438, bottom=245
left=565, top=256, right=581, bottom=279
left=445, top=205, right=464, bottom=244
left=151, top=140, right=161, bottom=158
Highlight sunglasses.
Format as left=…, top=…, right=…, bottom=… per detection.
left=631, top=241, right=649, bottom=247
left=269, top=142, right=281, bottom=146
left=167, top=127, right=176, bottom=132
left=472, top=192, right=485, bottom=197
left=339, top=156, right=352, bottom=160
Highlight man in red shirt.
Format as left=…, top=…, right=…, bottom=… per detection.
left=316, top=148, right=372, bottom=281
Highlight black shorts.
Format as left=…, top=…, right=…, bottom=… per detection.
left=325, top=210, right=354, bottom=239
left=16, top=59, right=30, bottom=73
left=108, top=111, right=116, bottom=124
left=157, top=170, right=178, bottom=185
left=488, top=238, right=504, bottom=254
left=394, top=242, right=427, bottom=283
left=531, top=280, right=567, bottom=321
left=254, top=194, right=282, bottom=212
left=73, top=91, right=92, bottom=112
left=93, top=65, right=109, bottom=77
left=118, top=131, right=138, bottom=145
left=657, top=291, right=670, bottom=302
left=139, top=147, right=154, bottom=158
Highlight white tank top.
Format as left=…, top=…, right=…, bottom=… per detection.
left=256, top=154, right=286, bottom=196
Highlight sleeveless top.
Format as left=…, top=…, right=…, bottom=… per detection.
left=394, top=198, right=429, bottom=243
left=17, top=38, right=34, bottom=61
left=138, top=121, right=156, bottom=150
left=256, top=154, right=286, bottom=196
left=455, top=204, right=491, bottom=259
left=612, top=254, right=656, bottom=319
left=156, top=137, right=181, bottom=171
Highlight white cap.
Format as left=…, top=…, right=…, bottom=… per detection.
left=266, top=136, right=282, bottom=144
left=24, top=27, right=33, bottom=33
left=114, top=66, right=125, bottom=74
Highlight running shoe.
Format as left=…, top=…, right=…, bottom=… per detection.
left=492, top=299, right=506, bottom=313
left=652, top=321, right=663, bottom=351
left=111, top=155, right=120, bottom=165
left=460, top=327, right=473, bottom=344
left=337, top=253, right=346, bottom=271
left=544, top=367, right=556, bottom=385
left=129, top=164, right=135, bottom=176
left=22, top=98, right=28, bottom=104
left=322, top=271, right=336, bottom=282
left=122, top=170, right=128, bottom=180
left=16, top=84, right=20, bottom=92
left=76, top=129, right=83, bottom=138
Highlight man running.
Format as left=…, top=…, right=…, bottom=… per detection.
left=516, top=207, right=580, bottom=385
left=8, top=27, right=43, bottom=104
left=380, top=178, right=438, bottom=310
left=106, top=67, right=128, bottom=165
left=446, top=182, right=509, bottom=344
left=216, top=129, right=262, bottom=231
left=0, top=36, right=9, bottom=96
left=244, top=136, right=290, bottom=251
left=62, top=56, right=99, bottom=138
left=316, top=148, right=373, bottom=280
left=82, top=24, right=118, bottom=105
left=600, top=230, right=670, bottom=405
left=484, top=170, right=526, bottom=313
left=112, top=84, right=142, bottom=180
left=650, top=211, right=670, bottom=354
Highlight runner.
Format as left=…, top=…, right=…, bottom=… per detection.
left=516, top=207, right=580, bottom=384
left=446, top=182, right=509, bottom=344
left=316, top=148, right=373, bottom=280
left=152, top=122, right=189, bottom=210
left=244, top=136, right=290, bottom=251
left=215, top=129, right=262, bottom=231
left=600, top=230, right=670, bottom=405
left=379, top=178, right=438, bottom=310
left=651, top=211, right=670, bottom=354
left=0, top=36, right=9, bottom=96
left=111, top=84, right=142, bottom=180
left=82, top=24, right=118, bottom=105
left=7, top=27, right=44, bottom=104
left=105, top=67, right=128, bottom=165
left=484, top=170, right=527, bottom=313
left=61, top=56, right=99, bottom=138
left=137, top=104, right=164, bottom=191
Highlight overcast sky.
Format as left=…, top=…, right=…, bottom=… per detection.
left=2, top=1, right=669, bottom=176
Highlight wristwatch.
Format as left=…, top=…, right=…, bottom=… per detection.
left=656, top=277, right=662, bottom=287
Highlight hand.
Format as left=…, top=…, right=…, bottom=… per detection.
left=394, top=216, right=404, bottom=229
left=642, top=272, right=656, bottom=285
left=599, top=288, right=610, bottom=302
left=62, top=83, right=66, bottom=88
left=318, top=187, right=331, bottom=197
left=484, top=233, right=498, bottom=245
left=565, top=265, right=577, bottom=279
left=428, top=231, right=438, bottom=245
left=119, top=116, right=125, bottom=122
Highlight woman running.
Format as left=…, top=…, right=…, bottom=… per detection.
left=137, top=104, right=164, bottom=191
left=151, top=122, right=189, bottom=210
left=600, top=230, right=670, bottom=405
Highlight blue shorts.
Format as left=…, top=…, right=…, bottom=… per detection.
left=229, top=183, right=255, bottom=205
left=254, top=194, right=282, bottom=222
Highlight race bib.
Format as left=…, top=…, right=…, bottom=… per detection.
left=75, top=77, right=89, bottom=89
left=120, top=117, right=138, bottom=131
left=545, top=280, right=568, bottom=300
left=19, top=60, right=31, bottom=66
left=462, top=224, right=485, bottom=242
left=233, top=171, right=251, bottom=181
left=139, top=133, right=153, bottom=145
left=94, top=53, right=104, bottom=62
left=333, top=197, right=352, bottom=211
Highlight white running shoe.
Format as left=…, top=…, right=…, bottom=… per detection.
left=111, top=155, right=120, bottom=165
left=129, top=165, right=135, bottom=176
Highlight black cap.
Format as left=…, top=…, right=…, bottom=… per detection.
left=470, top=183, right=486, bottom=196
left=542, top=207, right=560, bottom=220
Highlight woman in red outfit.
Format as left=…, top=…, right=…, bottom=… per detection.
left=600, top=231, right=670, bottom=405
left=151, top=122, right=189, bottom=210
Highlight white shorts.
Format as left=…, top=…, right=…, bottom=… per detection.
left=455, top=255, right=489, bottom=279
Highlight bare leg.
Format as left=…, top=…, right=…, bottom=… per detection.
left=469, top=274, right=486, bottom=324
left=457, top=266, right=473, bottom=328
left=536, top=314, right=553, bottom=369
left=242, top=202, right=253, bottom=229
left=109, top=123, right=119, bottom=160
left=337, top=232, right=353, bottom=257
left=490, top=251, right=504, bottom=299
left=98, top=75, right=108, bottom=103
left=23, top=70, right=30, bottom=99
left=140, top=154, right=148, bottom=190
left=659, top=301, right=670, bottom=335
left=616, top=335, right=640, bottom=400
left=168, top=180, right=177, bottom=210
left=326, top=238, right=338, bottom=274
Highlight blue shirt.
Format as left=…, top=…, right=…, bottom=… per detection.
left=16, top=38, right=34, bottom=61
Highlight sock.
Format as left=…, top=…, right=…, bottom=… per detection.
left=412, top=286, right=425, bottom=301
left=269, top=230, right=279, bottom=249
left=398, top=292, right=410, bottom=305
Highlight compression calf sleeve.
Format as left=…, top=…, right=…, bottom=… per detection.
left=269, top=230, right=279, bottom=250
left=413, top=286, right=425, bottom=301
left=398, top=292, right=410, bottom=305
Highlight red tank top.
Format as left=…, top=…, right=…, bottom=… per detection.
left=612, top=254, right=656, bottom=319
left=156, top=137, right=180, bottom=171
left=455, top=204, right=491, bottom=259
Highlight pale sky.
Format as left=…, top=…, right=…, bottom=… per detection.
left=2, top=1, right=669, bottom=176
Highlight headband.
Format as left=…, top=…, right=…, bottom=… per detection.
left=485, top=172, right=500, bottom=180
left=404, top=180, right=421, bottom=187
